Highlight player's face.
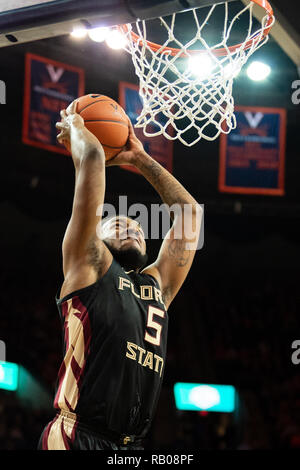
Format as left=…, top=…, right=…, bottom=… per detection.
left=101, top=216, right=146, bottom=255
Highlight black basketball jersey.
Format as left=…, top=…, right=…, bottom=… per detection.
left=54, top=258, right=169, bottom=437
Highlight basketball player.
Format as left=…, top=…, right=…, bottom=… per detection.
left=38, top=100, right=202, bottom=450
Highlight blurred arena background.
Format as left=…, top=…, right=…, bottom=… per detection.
left=0, top=0, right=300, bottom=450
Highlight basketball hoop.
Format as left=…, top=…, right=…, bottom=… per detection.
left=119, top=0, right=275, bottom=145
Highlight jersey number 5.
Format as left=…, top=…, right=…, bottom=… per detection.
left=144, top=305, right=165, bottom=346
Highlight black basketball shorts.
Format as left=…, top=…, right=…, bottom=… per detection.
left=38, top=410, right=144, bottom=450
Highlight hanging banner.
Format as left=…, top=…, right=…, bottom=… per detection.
left=219, top=106, right=286, bottom=196
left=119, top=81, right=173, bottom=174
left=23, top=53, right=85, bottom=155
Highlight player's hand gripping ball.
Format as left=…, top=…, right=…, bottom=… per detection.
left=75, top=94, right=129, bottom=160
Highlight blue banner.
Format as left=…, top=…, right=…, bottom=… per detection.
left=23, top=53, right=85, bottom=155
left=219, top=106, right=286, bottom=195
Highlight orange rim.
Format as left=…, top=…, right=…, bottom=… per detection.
left=119, top=0, right=274, bottom=58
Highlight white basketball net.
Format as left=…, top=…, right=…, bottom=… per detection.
left=120, top=0, right=275, bottom=146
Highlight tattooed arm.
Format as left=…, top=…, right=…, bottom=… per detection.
left=136, top=153, right=202, bottom=308
left=106, top=120, right=203, bottom=309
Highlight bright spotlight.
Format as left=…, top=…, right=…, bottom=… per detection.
left=188, top=54, right=214, bottom=80
left=88, top=27, right=109, bottom=43
left=223, top=62, right=241, bottom=80
left=70, top=27, right=87, bottom=39
left=247, top=61, right=271, bottom=81
left=105, top=29, right=127, bottom=50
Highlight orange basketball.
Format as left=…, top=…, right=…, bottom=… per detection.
left=76, top=94, right=129, bottom=160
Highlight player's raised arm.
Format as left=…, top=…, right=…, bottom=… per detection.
left=107, top=120, right=202, bottom=309
left=56, top=101, right=112, bottom=297
left=138, top=156, right=202, bottom=309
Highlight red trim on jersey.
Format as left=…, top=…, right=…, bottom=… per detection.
left=54, top=296, right=92, bottom=411
left=72, top=296, right=92, bottom=391
left=64, top=395, right=73, bottom=412
left=71, top=355, right=81, bottom=381
left=54, top=360, right=66, bottom=409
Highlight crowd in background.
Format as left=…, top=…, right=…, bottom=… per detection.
left=206, top=277, right=300, bottom=449
left=0, top=267, right=299, bottom=450
left=158, top=275, right=300, bottom=450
